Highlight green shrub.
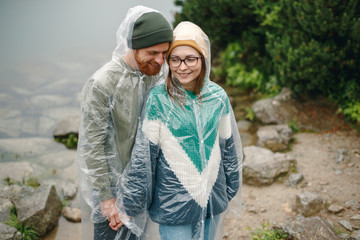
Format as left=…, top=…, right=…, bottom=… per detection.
left=288, top=120, right=300, bottom=133
left=174, top=0, right=360, bottom=125
left=342, top=102, right=360, bottom=124
left=174, top=0, right=272, bottom=73
left=245, top=106, right=256, bottom=121
left=220, top=43, right=264, bottom=90
left=54, top=133, right=78, bottom=149
left=265, top=0, right=360, bottom=123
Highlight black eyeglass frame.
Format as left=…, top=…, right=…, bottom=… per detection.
left=168, top=56, right=201, bottom=67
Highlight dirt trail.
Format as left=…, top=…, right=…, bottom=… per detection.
left=223, top=129, right=360, bottom=239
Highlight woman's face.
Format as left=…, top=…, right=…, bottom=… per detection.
left=168, top=46, right=202, bottom=92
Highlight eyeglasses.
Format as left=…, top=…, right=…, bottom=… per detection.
left=168, top=56, right=201, bottom=67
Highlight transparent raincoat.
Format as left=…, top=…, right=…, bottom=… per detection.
left=116, top=22, right=243, bottom=240
left=77, top=6, right=172, bottom=240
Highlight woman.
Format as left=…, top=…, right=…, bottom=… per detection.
left=117, top=21, right=243, bottom=240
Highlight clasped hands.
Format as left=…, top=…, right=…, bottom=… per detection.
left=100, top=198, right=129, bottom=231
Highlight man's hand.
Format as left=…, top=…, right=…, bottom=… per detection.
left=100, top=198, right=123, bottom=230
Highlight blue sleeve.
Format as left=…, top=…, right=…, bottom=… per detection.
left=119, top=138, right=158, bottom=217
left=222, top=135, right=240, bottom=201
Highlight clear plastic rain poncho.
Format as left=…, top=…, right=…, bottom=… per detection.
left=116, top=21, right=243, bottom=240
left=77, top=5, right=171, bottom=240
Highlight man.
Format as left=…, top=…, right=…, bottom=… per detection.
left=77, top=6, right=173, bottom=240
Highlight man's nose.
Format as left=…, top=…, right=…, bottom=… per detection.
left=154, top=53, right=164, bottom=65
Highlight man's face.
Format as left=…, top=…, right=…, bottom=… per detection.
left=134, top=42, right=170, bottom=76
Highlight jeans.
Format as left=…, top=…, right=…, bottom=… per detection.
left=159, top=215, right=220, bottom=240
left=94, top=221, right=138, bottom=240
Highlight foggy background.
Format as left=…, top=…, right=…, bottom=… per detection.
left=0, top=1, right=179, bottom=138
left=0, top=0, right=179, bottom=70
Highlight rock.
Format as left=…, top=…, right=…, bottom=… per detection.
left=11, top=184, right=62, bottom=236
left=334, top=168, right=343, bottom=175
left=289, top=173, right=304, bottom=187
left=0, top=161, right=45, bottom=183
left=273, top=88, right=292, bottom=101
left=338, top=220, right=352, bottom=231
left=0, top=223, right=22, bottom=240
left=327, top=219, right=335, bottom=228
left=351, top=214, right=360, bottom=221
left=38, top=116, right=57, bottom=136
left=0, top=185, right=23, bottom=201
left=239, top=132, right=255, bottom=147
left=281, top=215, right=341, bottom=240
left=53, top=114, right=80, bottom=137
left=243, top=146, right=296, bottom=185
left=328, top=204, right=345, bottom=214
left=237, top=120, right=252, bottom=132
left=252, top=88, right=297, bottom=125
left=335, top=148, right=350, bottom=164
left=345, top=200, right=360, bottom=211
left=0, top=137, right=66, bottom=156
left=42, top=178, right=77, bottom=200
left=62, top=207, right=81, bottom=222
left=351, top=230, right=360, bottom=240
left=62, top=180, right=78, bottom=200
left=247, top=207, right=257, bottom=213
left=252, top=87, right=348, bottom=131
left=257, top=124, right=293, bottom=151
left=281, top=202, right=293, bottom=214
left=339, top=233, right=350, bottom=239
left=0, top=197, right=13, bottom=222
left=294, top=192, right=329, bottom=217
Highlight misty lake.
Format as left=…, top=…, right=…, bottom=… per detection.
left=0, top=1, right=178, bottom=239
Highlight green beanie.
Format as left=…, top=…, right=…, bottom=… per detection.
left=131, top=12, right=173, bottom=49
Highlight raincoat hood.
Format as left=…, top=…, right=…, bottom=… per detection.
left=167, top=21, right=211, bottom=81
left=112, top=5, right=172, bottom=71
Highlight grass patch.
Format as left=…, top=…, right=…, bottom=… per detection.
left=5, top=206, right=40, bottom=240
left=249, top=221, right=290, bottom=240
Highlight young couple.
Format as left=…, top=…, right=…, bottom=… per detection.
left=77, top=5, right=243, bottom=240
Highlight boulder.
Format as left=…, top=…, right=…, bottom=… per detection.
left=252, top=88, right=297, bottom=125
left=0, top=223, right=21, bottom=240
left=0, top=197, right=13, bottom=222
left=0, top=161, right=45, bottom=183
left=53, top=114, right=80, bottom=137
left=252, top=87, right=349, bottom=131
left=11, top=184, right=62, bottom=236
left=257, top=124, right=293, bottom=151
left=281, top=215, right=341, bottom=240
left=243, top=146, right=296, bottom=185
left=294, top=192, right=330, bottom=217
